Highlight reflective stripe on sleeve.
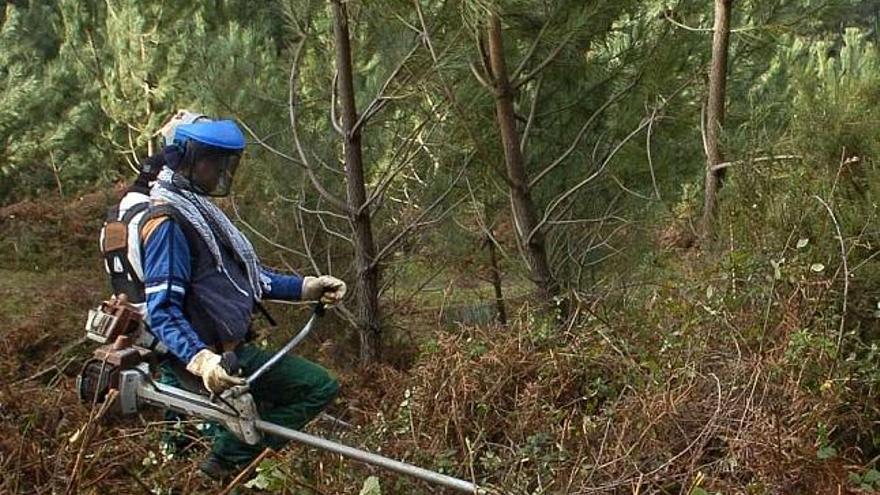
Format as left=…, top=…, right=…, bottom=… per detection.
left=145, top=283, right=186, bottom=295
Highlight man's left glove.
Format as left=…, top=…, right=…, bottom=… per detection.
left=302, top=275, right=347, bottom=305
left=186, top=349, right=246, bottom=394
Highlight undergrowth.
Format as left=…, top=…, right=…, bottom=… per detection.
left=2, top=113, right=880, bottom=493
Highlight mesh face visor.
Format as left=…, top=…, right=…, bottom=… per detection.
left=180, top=141, right=242, bottom=197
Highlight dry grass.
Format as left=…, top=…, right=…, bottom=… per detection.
left=0, top=190, right=875, bottom=494
left=0, top=267, right=869, bottom=494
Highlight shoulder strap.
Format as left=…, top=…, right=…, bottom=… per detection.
left=254, top=300, right=278, bottom=327
left=146, top=202, right=183, bottom=222
left=142, top=203, right=191, bottom=241
left=105, top=203, right=121, bottom=223
left=121, top=201, right=149, bottom=224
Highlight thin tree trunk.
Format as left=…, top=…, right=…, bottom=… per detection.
left=484, top=233, right=507, bottom=325
left=486, top=13, right=558, bottom=300
left=331, top=0, right=381, bottom=364
left=700, top=0, right=734, bottom=238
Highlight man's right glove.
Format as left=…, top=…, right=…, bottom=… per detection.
left=186, top=349, right=245, bottom=394
left=302, top=275, right=347, bottom=305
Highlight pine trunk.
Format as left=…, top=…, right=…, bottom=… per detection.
left=486, top=14, right=558, bottom=300
left=331, top=0, right=381, bottom=364
left=700, top=0, right=734, bottom=238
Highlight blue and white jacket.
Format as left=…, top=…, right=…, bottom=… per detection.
left=142, top=214, right=302, bottom=363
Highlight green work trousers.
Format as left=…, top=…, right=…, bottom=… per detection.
left=192, top=343, right=339, bottom=466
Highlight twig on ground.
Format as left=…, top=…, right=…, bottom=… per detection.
left=219, top=447, right=274, bottom=495
left=813, top=195, right=849, bottom=359
left=120, top=465, right=154, bottom=495
left=66, top=387, right=119, bottom=495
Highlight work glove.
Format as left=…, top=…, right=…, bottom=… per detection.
left=302, top=275, right=347, bottom=305
left=186, top=349, right=245, bottom=394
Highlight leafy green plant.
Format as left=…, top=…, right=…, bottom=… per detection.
left=816, top=422, right=838, bottom=460
left=848, top=468, right=880, bottom=492
left=359, top=476, right=382, bottom=495
left=244, top=458, right=287, bottom=492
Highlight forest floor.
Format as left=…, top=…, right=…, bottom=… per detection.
left=1, top=191, right=876, bottom=494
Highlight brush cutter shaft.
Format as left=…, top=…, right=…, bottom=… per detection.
left=256, top=420, right=478, bottom=493
left=245, top=304, right=322, bottom=386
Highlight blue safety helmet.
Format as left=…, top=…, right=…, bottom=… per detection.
left=171, top=120, right=246, bottom=197
left=174, top=120, right=246, bottom=151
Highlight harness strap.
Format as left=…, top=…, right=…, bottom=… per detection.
left=102, top=202, right=151, bottom=303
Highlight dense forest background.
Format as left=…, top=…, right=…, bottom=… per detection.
left=2, top=0, right=880, bottom=493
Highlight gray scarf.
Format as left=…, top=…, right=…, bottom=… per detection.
left=151, top=167, right=262, bottom=300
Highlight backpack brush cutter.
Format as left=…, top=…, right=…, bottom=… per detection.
left=77, top=296, right=480, bottom=493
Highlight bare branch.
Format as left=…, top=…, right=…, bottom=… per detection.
left=606, top=109, right=665, bottom=201
left=562, top=194, right=629, bottom=269
left=477, top=33, right=493, bottom=82
left=661, top=9, right=765, bottom=34
left=511, top=13, right=554, bottom=81
left=514, top=30, right=576, bottom=90
left=413, top=0, right=438, bottom=62
left=414, top=0, right=510, bottom=187
left=292, top=202, right=358, bottom=327
left=288, top=37, right=350, bottom=214
left=125, top=125, right=141, bottom=173
left=710, top=154, right=804, bottom=172
left=292, top=195, right=322, bottom=277
left=361, top=114, right=437, bottom=214
left=508, top=193, right=531, bottom=268
left=662, top=10, right=716, bottom=32
left=230, top=197, right=308, bottom=258
left=464, top=177, right=508, bottom=259
left=529, top=117, right=651, bottom=243
left=700, top=100, right=710, bottom=161
left=646, top=105, right=661, bottom=200
left=529, top=80, right=636, bottom=188
left=237, top=119, right=301, bottom=164
left=370, top=154, right=472, bottom=269
left=330, top=71, right=344, bottom=136
left=468, top=61, right=492, bottom=89
left=312, top=149, right=344, bottom=176
left=814, top=194, right=849, bottom=358
left=830, top=148, right=848, bottom=199
left=279, top=196, right=349, bottom=221
left=520, top=74, right=543, bottom=154
left=296, top=202, right=354, bottom=246
left=591, top=129, right=609, bottom=163
left=547, top=215, right=627, bottom=226
left=288, top=38, right=311, bottom=167
left=553, top=212, right=627, bottom=273
left=609, top=172, right=655, bottom=201
left=393, top=12, right=421, bottom=34
left=352, top=41, right=421, bottom=135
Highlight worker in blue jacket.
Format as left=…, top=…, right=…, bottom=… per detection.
left=140, top=119, right=346, bottom=480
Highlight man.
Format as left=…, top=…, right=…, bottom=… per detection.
left=140, top=118, right=346, bottom=479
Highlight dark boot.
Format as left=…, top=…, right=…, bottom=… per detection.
left=198, top=453, right=238, bottom=481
